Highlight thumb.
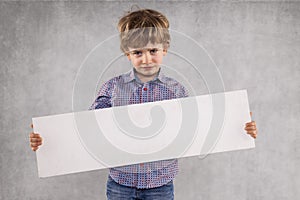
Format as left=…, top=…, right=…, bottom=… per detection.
left=250, top=112, right=255, bottom=122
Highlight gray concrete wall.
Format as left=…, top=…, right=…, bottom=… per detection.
left=0, top=0, right=299, bottom=199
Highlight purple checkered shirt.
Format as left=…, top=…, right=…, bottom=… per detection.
left=89, top=68, right=188, bottom=189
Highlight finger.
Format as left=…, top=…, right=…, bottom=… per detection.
left=247, top=131, right=257, bottom=138
left=31, top=139, right=43, bottom=145
left=247, top=128, right=256, bottom=133
left=33, top=135, right=41, bottom=140
left=31, top=143, right=40, bottom=147
left=246, top=121, right=256, bottom=126
left=245, top=122, right=256, bottom=126
left=30, top=138, right=42, bottom=142
left=33, top=142, right=42, bottom=146
left=32, top=147, right=38, bottom=151
left=30, top=138, right=37, bottom=142
left=31, top=141, right=43, bottom=146
left=250, top=112, right=256, bottom=123
left=29, top=132, right=35, bottom=138
left=29, top=133, right=40, bottom=138
left=245, top=124, right=256, bottom=128
left=244, top=126, right=256, bottom=131
left=247, top=130, right=257, bottom=135
left=245, top=123, right=256, bottom=127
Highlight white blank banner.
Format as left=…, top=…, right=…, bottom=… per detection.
left=32, top=90, right=254, bottom=178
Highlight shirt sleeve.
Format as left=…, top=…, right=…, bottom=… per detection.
left=181, top=84, right=189, bottom=98
left=89, top=79, right=114, bottom=110
left=174, top=81, right=189, bottom=98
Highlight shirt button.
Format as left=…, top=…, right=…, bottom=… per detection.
left=143, top=88, right=147, bottom=91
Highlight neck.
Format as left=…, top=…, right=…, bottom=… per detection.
left=136, top=74, right=157, bottom=83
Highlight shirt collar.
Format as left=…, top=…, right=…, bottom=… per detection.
left=123, top=68, right=167, bottom=84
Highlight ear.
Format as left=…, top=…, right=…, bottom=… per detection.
left=163, top=49, right=168, bottom=56
left=126, top=53, right=131, bottom=61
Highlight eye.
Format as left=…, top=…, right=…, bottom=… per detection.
left=149, top=48, right=159, bottom=55
left=132, top=51, right=143, bottom=56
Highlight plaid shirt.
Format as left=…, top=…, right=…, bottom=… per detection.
left=89, top=68, right=188, bottom=189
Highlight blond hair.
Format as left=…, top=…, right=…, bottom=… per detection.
left=118, top=9, right=170, bottom=53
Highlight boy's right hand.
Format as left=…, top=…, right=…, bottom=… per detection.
left=29, top=124, right=43, bottom=151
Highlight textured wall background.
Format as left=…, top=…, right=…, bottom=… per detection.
left=0, top=0, right=299, bottom=199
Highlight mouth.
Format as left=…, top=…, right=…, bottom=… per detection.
left=142, top=65, right=155, bottom=70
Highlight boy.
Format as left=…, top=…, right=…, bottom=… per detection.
left=30, top=8, right=257, bottom=200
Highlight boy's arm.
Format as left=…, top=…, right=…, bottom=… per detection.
left=89, top=79, right=114, bottom=110
left=177, top=82, right=189, bottom=98
left=29, top=79, right=114, bottom=152
left=89, top=96, right=112, bottom=110
left=182, top=85, right=189, bottom=98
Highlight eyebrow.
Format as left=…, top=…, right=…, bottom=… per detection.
left=128, top=47, right=162, bottom=52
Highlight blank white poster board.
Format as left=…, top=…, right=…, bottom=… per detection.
left=32, top=90, right=255, bottom=178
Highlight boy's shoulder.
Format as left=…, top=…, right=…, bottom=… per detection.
left=161, top=75, right=181, bottom=84
left=101, top=71, right=129, bottom=86
left=159, top=73, right=185, bottom=87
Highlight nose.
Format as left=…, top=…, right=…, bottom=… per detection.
left=141, top=51, right=152, bottom=64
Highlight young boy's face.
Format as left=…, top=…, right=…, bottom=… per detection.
left=127, top=43, right=167, bottom=82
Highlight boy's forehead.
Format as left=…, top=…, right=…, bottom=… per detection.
left=128, top=42, right=164, bottom=51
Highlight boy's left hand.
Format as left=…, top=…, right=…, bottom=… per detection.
left=244, top=112, right=258, bottom=139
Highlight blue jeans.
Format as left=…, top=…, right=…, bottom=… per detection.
left=106, top=175, right=174, bottom=200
